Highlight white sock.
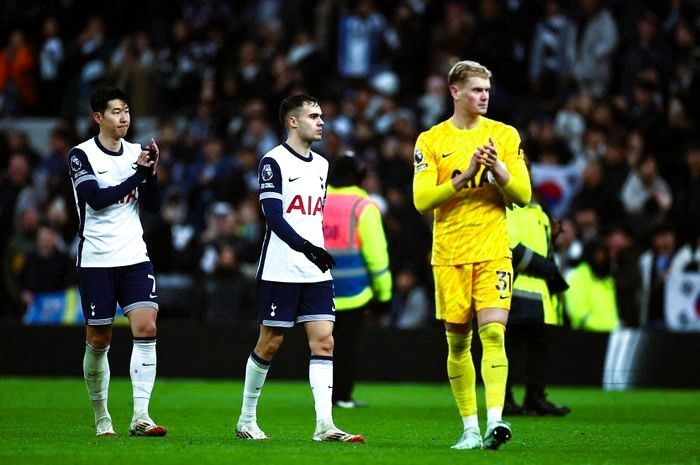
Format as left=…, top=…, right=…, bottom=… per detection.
left=83, top=343, right=110, bottom=423
left=130, top=338, right=157, bottom=422
left=309, top=356, right=334, bottom=426
left=239, top=353, right=270, bottom=425
left=487, top=407, right=502, bottom=425
left=462, top=414, right=479, bottom=431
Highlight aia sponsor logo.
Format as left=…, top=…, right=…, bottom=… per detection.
left=286, top=195, right=323, bottom=215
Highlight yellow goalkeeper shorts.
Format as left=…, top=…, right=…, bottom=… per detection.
left=433, top=257, right=513, bottom=324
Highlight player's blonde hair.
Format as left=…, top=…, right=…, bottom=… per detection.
left=447, top=60, right=492, bottom=86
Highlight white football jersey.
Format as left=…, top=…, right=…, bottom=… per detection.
left=69, top=136, right=150, bottom=268
left=256, top=143, right=331, bottom=282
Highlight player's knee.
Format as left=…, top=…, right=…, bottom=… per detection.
left=310, top=333, right=333, bottom=355
left=446, top=332, right=470, bottom=353
left=132, top=320, right=157, bottom=337
left=87, top=333, right=111, bottom=349
left=259, top=334, right=284, bottom=359
left=479, top=322, right=505, bottom=345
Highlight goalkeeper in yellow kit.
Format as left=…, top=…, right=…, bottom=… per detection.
left=412, top=60, right=531, bottom=450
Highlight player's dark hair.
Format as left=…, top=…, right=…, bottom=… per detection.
left=90, top=87, right=128, bottom=114
left=278, top=94, right=319, bottom=126
left=329, top=152, right=366, bottom=187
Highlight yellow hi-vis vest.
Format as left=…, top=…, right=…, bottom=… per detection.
left=564, top=263, right=620, bottom=332
left=506, top=202, right=562, bottom=325
left=323, top=186, right=392, bottom=311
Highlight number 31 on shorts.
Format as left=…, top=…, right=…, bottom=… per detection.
left=495, top=270, right=512, bottom=292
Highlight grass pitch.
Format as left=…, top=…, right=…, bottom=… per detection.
left=0, top=378, right=698, bottom=465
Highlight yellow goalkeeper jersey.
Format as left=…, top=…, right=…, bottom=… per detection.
left=412, top=117, right=530, bottom=265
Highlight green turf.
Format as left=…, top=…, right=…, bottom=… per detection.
left=0, top=378, right=698, bottom=465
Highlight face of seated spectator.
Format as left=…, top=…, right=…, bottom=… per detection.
left=582, top=161, right=603, bottom=188
left=16, top=207, right=40, bottom=235
left=583, top=240, right=611, bottom=278
left=637, top=156, right=658, bottom=185
left=603, top=139, right=626, bottom=165
left=8, top=153, right=31, bottom=187
left=36, top=226, right=58, bottom=257
left=396, top=268, right=417, bottom=293
left=556, top=219, right=578, bottom=250
left=208, top=203, right=237, bottom=238
left=650, top=228, right=675, bottom=256
left=162, top=195, right=187, bottom=225
left=686, top=148, right=700, bottom=176
left=604, top=227, right=632, bottom=261
left=202, top=138, right=224, bottom=163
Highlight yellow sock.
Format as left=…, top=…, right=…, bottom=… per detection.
left=446, top=331, right=477, bottom=417
left=479, top=322, right=508, bottom=412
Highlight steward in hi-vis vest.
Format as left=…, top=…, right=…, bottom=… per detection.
left=323, top=153, right=391, bottom=408
left=504, top=198, right=571, bottom=417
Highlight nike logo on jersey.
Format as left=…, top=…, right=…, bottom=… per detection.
left=441, top=152, right=454, bottom=158
left=131, top=163, right=137, bottom=170
left=142, top=363, right=156, bottom=366
left=289, top=176, right=300, bottom=182
left=149, top=293, right=158, bottom=298
left=448, top=375, right=463, bottom=380
left=499, top=295, right=509, bottom=299
left=97, top=170, right=108, bottom=174
left=491, top=364, right=507, bottom=368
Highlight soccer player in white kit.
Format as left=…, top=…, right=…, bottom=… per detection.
left=69, top=87, right=166, bottom=437
left=235, top=94, right=364, bottom=443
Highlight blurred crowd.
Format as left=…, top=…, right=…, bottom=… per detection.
left=1, top=0, right=699, bottom=330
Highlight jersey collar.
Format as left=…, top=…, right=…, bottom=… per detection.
left=94, top=136, right=124, bottom=156
left=282, top=143, right=313, bottom=162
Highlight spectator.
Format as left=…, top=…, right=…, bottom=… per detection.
left=554, top=217, right=583, bottom=275
left=198, top=201, right=255, bottom=324
left=620, top=154, right=673, bottom=240
left=417, top=74, right=449, bottom=129
left=569, top=159, right=620, bottom=225
left=2, top=206, right=40, bottom=316
left=110, top=32, right=159, bottom=116
left=157, top=18, right=200, bottom=113
left=61, top=16, right=113, bottom=116
left=638, top=224, right=676, bottom=329
left=19, top=224, right=75, bottom=310
left=564, top=239, right=620, bottom=331
left=670, top=145, right=700, bottom=245
left=668, top=230, right=700, bottom=275
left=619, top=11, right=671, bottom=100
left=337, top=0, right=389, bottom=82
left=529, top=0, right=576, bottom=103
left=38, top=17, right=65, bottom=115
left=391, top=265, right=430, bottom=329
left=572, top=0, right=619, bottom=96
left=0, top=30, right=37, bottom=115
left=0, top=152, right=34, bottom=247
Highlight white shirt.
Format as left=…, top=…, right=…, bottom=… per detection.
left=256, top=143, right=330, bottom=282
left=69, top=136, right=150, bottom=268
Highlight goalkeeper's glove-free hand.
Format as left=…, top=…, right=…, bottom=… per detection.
left=300, top=240, right=336, bottom=272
